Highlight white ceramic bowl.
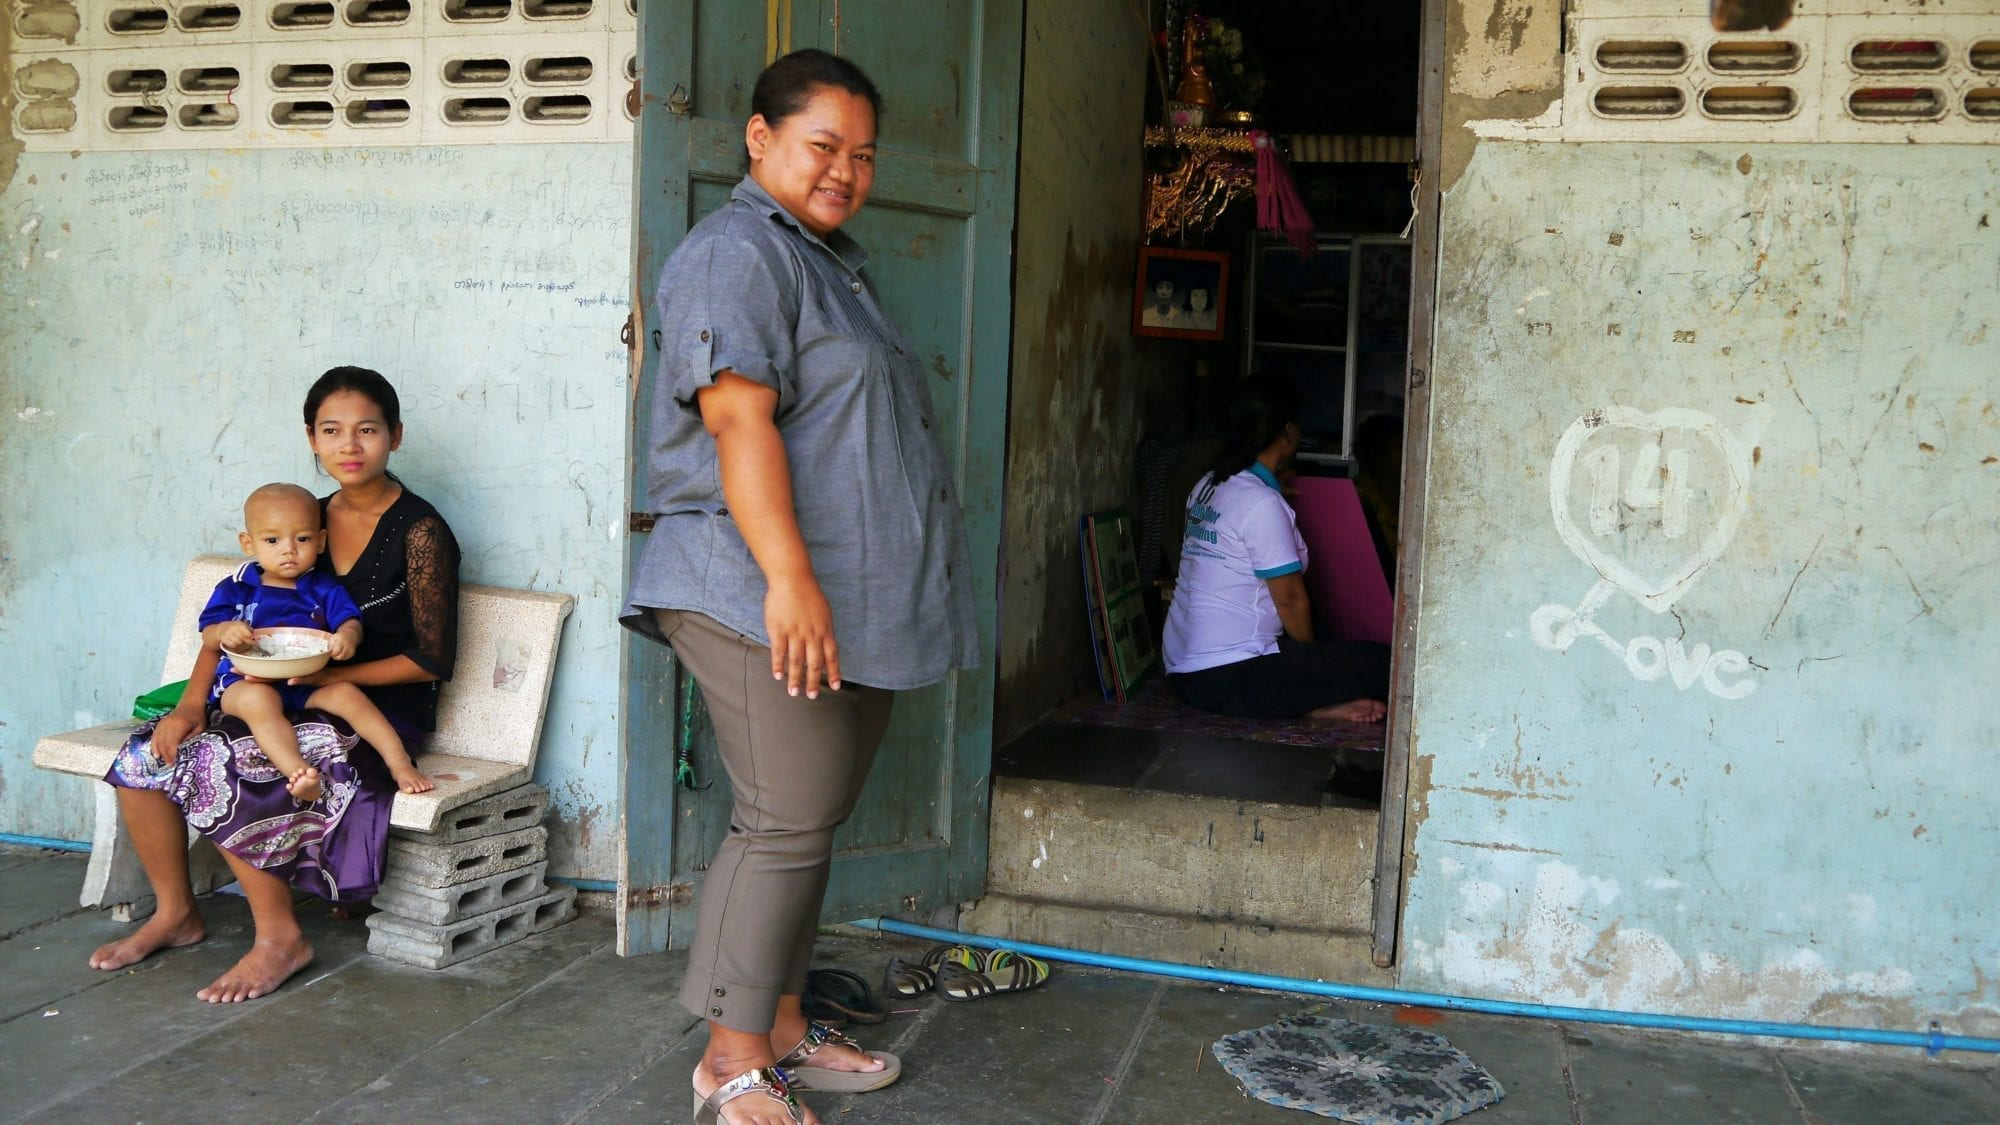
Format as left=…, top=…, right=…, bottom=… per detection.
left=224, top=627, right=333, bottom=680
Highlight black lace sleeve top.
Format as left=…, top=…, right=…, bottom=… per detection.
left=319, top=487, right=461, bottom=732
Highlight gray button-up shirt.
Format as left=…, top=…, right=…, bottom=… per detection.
left=621, top=176, right=980, bottom=691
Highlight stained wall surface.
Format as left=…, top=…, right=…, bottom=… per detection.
left=993, top=0, right=1157, bottom=742
left=0, top=140, right=631, bottom=876
left=1399, top=0, right=2000, bottom=1033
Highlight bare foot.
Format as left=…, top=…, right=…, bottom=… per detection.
left=390, top=765, right=435, bottom=794
left=196, top=934, right=314, bottom=1003
left=1310, top=698, right=1389, bottom=723
left=770, top=1016, right=886, bottom=1077
left=88, top=908, right=207, bottom=970
left=286, top=766, right=323, bottom=803
left=694, top=1055, right=817, bottom=1125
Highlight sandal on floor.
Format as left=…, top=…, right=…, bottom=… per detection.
left=936, top=949, right=1052, bottom=1002
left=883, top=943, right=979, bottom=999
left=777, top=1021, right=901, bottom=1093
left=883, top=954, right=939, bottom=999
left=692, top=1066, right=803, bottom=1125
left=802, top=967, right=886, bottom=1026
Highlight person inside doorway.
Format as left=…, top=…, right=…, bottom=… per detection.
left=1162, top=377, right=1389, bottom=722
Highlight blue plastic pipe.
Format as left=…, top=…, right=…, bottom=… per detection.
left=0, top=832, right=91, bottom=853
left=856, top=918, right=2000, bottom=1057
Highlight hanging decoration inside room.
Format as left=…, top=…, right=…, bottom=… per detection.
left=1143, top=10, right=1313, bottom=248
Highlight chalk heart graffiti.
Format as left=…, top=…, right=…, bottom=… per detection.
left=1549, top=406, right=1759, bottom=612
left=1530, top=405, right=1771, bottom=700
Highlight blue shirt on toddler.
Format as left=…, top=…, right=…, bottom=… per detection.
left=200, top=561, right=361, bottom=707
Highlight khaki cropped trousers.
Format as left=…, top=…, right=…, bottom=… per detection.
left=653, top=609, right=894, bottom=1033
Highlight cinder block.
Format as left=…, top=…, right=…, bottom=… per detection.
left=366, top=885, right=578, bottom=969
left=390, top=783, right=548, bottom=846
left=371, top=861, right=550, bottom=926
left=384, top=825, right=546, bottom=889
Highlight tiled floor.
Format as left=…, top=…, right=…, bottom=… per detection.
left=4, top=845, right=1997, bottom=1123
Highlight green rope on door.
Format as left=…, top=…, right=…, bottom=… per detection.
left=675, top=668, right=709, bottom=790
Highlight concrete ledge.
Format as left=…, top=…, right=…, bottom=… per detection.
left=960, top=892, right=1390, bottom=986
left=387, top=755, right=531, bottom=833
left=988, top=776, right=1378, bottom=933
left=391, top=782, right=547, bottom=844
left=32, top=723, right=138, bottom=777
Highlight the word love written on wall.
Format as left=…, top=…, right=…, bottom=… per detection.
left=1530, top=406, right=1771, bottom=700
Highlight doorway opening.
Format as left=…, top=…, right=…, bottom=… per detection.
left=982, top=0, right=1430, bottom=976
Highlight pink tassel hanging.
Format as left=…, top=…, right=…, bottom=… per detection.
left=1251, top=130, right=1317, bottom=254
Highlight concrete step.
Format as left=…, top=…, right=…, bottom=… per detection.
left=960, top=893, right=1389, bottom=985
left=984, top=776, right=1377, bottom=933
left=971, top=775, right=1387, bottom=982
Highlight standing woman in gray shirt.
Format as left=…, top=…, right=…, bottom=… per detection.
left=622, top=49, right=980, bottom=1125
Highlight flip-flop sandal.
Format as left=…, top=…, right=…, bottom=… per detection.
left=802, top=967, right=887, bottom=1026
left=935, top=949, right=1052, bottom=1002
left=692, top=1066, right=803, bottom=1124
left=777, top=1021, right=901, bottom=1093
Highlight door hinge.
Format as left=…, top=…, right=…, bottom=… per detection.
left=629, top=512, right=657, bottom=533
left=625, top=881, right=694, bottom=908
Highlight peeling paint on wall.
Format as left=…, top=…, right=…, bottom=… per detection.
left=1441, top=0, right=1563, bottom=192
left=994, top=0, right=1155, bottom=742
left=1404, top=133, right=2000, bottom=1030
left=1406, top=859, right=1940, bottom=1027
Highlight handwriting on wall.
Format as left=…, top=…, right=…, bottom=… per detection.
left=1530, top=406, right=1770, bottom=699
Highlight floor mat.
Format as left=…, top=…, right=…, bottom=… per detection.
left=1055, top=680, right=1385, bottom=753
left=1212, top=1014, right=1504, bottom=1124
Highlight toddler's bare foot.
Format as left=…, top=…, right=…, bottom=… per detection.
left=88, top=907, right=206, bottom=970
left=1310, top=698, right=1389, bottom=723
left=286, top=766, right=323, bottom=803
left=390, top=765, right=435, bottom=794
left=196, top=933, right=314, bottom=1003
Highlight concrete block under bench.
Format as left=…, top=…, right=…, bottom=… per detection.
left=384, top=825, right=547, bottom=889
left=366, top=884, right=578, bottom=969
left=370, top=860, right=553, bottom=927
left=32, top=553, right=574, bottom=913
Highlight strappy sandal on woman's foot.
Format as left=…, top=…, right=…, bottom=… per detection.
left=777, top=1021, right=901, bottom=1093
left=801, top=967, right=886, bottom=1027
left=936, top=949, right=1052, bottom=1002
left=692, top=1066, right=803, bottom=1125
left=883, top=943, right=979, bottom=999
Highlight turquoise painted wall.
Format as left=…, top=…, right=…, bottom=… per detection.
left=0, top=144, right=632, bottom=878
left=1401, top=140, right=2000, bottom=1033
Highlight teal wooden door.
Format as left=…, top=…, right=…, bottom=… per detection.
left=617, top=0, right=1022, bottom=954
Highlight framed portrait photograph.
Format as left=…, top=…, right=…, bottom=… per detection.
left=1133, top=246, right=1229, bottom=341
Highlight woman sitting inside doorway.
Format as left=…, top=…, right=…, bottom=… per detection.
left=1162, top=378, right=1389, bottom=722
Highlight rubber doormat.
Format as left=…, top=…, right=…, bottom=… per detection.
left=1212, top=1015, right=1504, bottom=1123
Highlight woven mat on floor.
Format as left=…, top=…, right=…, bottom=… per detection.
left=1056, top=680, right=1385, bottom=753
left=1212, top=1015, right=1504, bottom=1124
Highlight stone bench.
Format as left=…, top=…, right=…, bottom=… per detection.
left=32, top=554, right=574, bottom=915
